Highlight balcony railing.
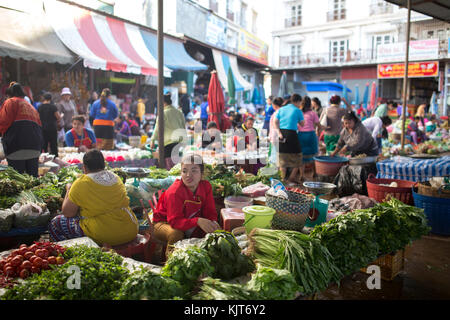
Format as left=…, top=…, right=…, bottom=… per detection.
left=326, top=9, right=346, bottom=22
left=285, top=16, right=302, bottom=28
left=279, top=40, right=450, bottom=68
left=369, top=3, right=393, bottom=15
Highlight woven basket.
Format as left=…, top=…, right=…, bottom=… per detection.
left=265, top=190, right=313, bottom=231
left=366, top=174, right=416, bottom=205
left=417, top=182, right=450, bottom=199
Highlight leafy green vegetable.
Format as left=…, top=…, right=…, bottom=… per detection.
left=147, top=166, right=170, bottom=179
left=247, top=228, right=343, bottom=295
left=115, top=267, right=184, bottom=300
left=2, top=246, right=129, bottom=300
left=192, top=277, right=259, bottom=300
left=0, top=178, right=23, bottom=197
left=246, top=265, right=299, bottom=300
left=310, top=211, right=380, bottom=276
left=31, top=184, right=63, bottom=214
left=111, top=168, right=129, bottom=184
left=199, top=231, right=255, bottom=280
left=161, top=246, right=214, bottom=293
left=0, top=195, right=18, bottom=209
left=0, top=167, right=38, bottom=190
left=168, top=163, right=181, bottom=176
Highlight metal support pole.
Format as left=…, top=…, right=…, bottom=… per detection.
left=157, top=0, right=165, bottom=168
left=401, top=0, right=411, bottom=150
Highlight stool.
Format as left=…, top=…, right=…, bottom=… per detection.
left=104, top=233, right=152, bottom=263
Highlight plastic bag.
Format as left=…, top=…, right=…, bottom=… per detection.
left=0, top=208, right=14, bottom=233
left=242, top=182, right=270, bottom=198
left=266, top=179, right=288, bottom=199
left=333, top=165, right=376, bottom=197
left=11, top=203, right=51, bottom=229
left=125, top=182, right=154, bottom=208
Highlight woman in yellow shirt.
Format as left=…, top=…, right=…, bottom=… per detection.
left=48, top=149, right=138, bottom=246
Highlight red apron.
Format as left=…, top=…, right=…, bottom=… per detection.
left=71, top=128, right=93, bottom=148
left=183, top=197, right=205, bottom=238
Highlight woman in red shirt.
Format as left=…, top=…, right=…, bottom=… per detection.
left=152, top=153, right=220, bottom=258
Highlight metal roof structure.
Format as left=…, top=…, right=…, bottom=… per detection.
left=384, top=0, right=450, bottom=22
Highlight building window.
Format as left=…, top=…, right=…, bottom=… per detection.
left=327, top=0, right=346, bottom=22
left=372, top=34, right=393, bottom=59
left=209, top=0, right=218, bottom=13
left=252, top=10, right=258, bottom=34
left=286, top=4, right=302, bottom=27
left=226, top=0, right=234, bottom=21
left=329, top=39, right=348, bottom=63
left=290, top=43, right=302, bottom=65
left=240, top=1, right=247, bottom=28
left=370, top=0, right=393, bottom=15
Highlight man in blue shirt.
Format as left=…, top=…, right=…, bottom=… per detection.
left=200, top=94, right=209, bottom=130
left=263, top=95, right=275, bottom=134
left=274, top=94, right=305, bottom=185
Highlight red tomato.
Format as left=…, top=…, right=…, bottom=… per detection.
left=31, top=266, right=40, bottom=274
left=19, top=244, right=28, bottom=249
left=0, top=259, right=5, bottom=269
left=35, top=249, right=45, bottom=259
left=28, top=244, right=37, bottom=252
left=10, top=250, right=19, bottom=257
left=11, top=256, right=23, bottom=267
left=19, top=269, right=30, bottom=279
left=3, top=263, right=12, bottom=273
left=29, top=255, right=38, bottom=264
left=56, top=257, right=65, bottom=265
left=18, top=247, right=28, bottom=256
left=41, top=260, right=49, bottom=270
left=33, top=257, right=43, bottom=268
left=21, top=260, right=32, bottom=270
left=24, top=252, right=34, bottom=260
left=40, top=249, right=49, bottom=259
left=47, top=256, right=57, bottom=265
left=4, top=266, right=15, bottom=277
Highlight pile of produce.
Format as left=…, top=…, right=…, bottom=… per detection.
left=1, top=245, right=129, bottom=300
left=355, top=198, right=430, bottom=255
left=161, top=246, right=214, bottom=294
left=199, top=231, right=255, bottom=280
left=310, top=211, right=379, bottom=276
left=246, top=265, right=299, bottom=300
left=193, top=277, right=259, bottom=300
left=115, top=267, right=184, bottom=300
left=0, top=242, right=67, bottom=289
left=247, top=228, right=343, bottom=295
left=413, top=139, right=450, bottom=155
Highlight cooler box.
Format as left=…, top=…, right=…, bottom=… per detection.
left=221, top=208, right=245, bottom=232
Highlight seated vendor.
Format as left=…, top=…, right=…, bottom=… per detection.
left=231, top=117, right=259, bottom=152
left=330, top=111, right=378, bottom=157
left=114, top=115, right=131, bottom=143
left=152, top=153, right=221, bottom=258
left=425, top=115, right=439, bottom=136
left=202, top=121, right=223, bottom=151
left=407, top=116, right=428, bottom=145
left=48, top=149, right=139, bottom=246
left=65, top=115, right=97, bottom=152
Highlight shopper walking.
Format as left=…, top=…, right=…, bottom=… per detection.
left=298, top=96, right=321, bottom=180
left=90, top=88, right=119, bottom=150
left=273, top=93, right=305, bottom=185
left=57, top=87, right=77, bottom=133
left=268, top=97, right=283, bottom=165
left=312, top=97, right=323, bottom=119
left=321, top=95, right=351, bottom=155
left=0, top=82, right=43, bottom=177
left=263, top=96, right=275, bottom=134
left=200, top=94, right=209, bottom=130
left=38, top=92, right=61, bottom=158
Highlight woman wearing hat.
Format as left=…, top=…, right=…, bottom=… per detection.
left=57, top=87, right=77, bottom=134
left=90, top=88, right=119, bottom=150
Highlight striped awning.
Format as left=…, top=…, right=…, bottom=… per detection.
left=212, top=49, right=252, bottom=92
left=44, top=0, right=171, bottom=77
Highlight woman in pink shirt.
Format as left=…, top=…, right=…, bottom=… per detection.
left=268, top=97, right=284, bottom=165
left=298, top=96, right=322, bottom=180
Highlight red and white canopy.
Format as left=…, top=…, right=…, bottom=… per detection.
left=44, top=0, right=171, bottom=77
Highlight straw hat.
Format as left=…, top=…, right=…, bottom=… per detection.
left=61, top=87, right=72, bottom=96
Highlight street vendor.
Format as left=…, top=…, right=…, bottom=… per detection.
left=202, top=121, right=223, bottom=151
left=330, top=111, right=378, bottom=157
left=65, top=115, right=97, bottom=152
left=231, top=117, right=259, bottom=152
left=362, top=116, right=392, bottom=154
left=48, top=149, right=139, bottom=246
left=152, top=153, right=221, bottom=258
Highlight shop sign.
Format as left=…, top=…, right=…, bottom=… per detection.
left=377, top=61, right=439, bottom=79
left=237, top=29, right=269, bottom=66
left=205, top=14, right=227, bottom=49
left=377, top=39, right=439, bottom=63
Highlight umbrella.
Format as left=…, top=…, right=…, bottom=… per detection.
left=208, top=71, right=225, bottom=132
left=362, top=82, right=369, bottom=110
left=430, top=91, right=438, bottom=116
left=278, top=71, right=288, bottom=98
left=227, top=67, right=236, bottom=106
left=251, top=87, right=261, bottom=105
left=369, top=81, right=377, bottom=111
left=354, top=84, right=360, bottom=106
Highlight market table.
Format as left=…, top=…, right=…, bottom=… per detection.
left=376, top=156, right=450, bottom=182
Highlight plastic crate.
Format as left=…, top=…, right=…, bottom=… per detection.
left=366, top=174, right=416, bottom=205
left=413, top=186, right=450, bottom=236
left=360, top=248, right=407, bottom=281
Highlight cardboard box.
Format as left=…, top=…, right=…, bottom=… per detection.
left=221, top=208, right=245, bottom=232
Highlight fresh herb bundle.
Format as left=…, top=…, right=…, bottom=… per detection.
left=247, top=228, right=343, bottom=295
left=199, top=231, right=255, bottom=280
left=310, top=211, right=380, bottom=276
left=246, top=265, right=299, bottom=300
left=192, top=277, right=259, bottom=300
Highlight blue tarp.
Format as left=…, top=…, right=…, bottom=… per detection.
left=140, top=30, right=208, bottom=72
